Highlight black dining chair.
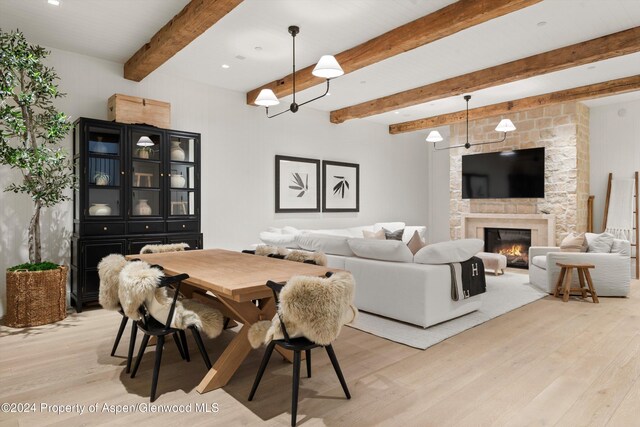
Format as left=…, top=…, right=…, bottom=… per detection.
left=248, top=272, right=351, bottom=426
left=129, top=269, right=212, bottom=402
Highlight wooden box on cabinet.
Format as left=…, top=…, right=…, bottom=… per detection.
left=107, top=94, right=171, bottom=128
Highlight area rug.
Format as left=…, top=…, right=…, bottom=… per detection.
left=346, top=272, right=548, bottom=350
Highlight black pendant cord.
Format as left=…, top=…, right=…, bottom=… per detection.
left=291, top=28, right=296, bottom=108
left=432, top=93, right=508, bottom=150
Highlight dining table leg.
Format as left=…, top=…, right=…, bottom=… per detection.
left=195, top=294, right=298, bottom=393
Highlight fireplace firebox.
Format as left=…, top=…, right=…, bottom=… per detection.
left=484, top=228, right=532, bottom=269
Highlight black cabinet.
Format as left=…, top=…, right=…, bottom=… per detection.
left=71, top=118, right=202, bottom=312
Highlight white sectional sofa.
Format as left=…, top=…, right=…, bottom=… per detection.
left=259, top=222, right=484, bottom=328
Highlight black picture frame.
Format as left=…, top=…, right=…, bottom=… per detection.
left=322, top=160, right=359, bottom=212
left=275, top=155, right=321, bottom=213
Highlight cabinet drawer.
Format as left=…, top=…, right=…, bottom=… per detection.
left=83, top=240, right=126, bottom=267
left=167, top=221, right=198, bottom=233
left=85, top=222, right=125, bottom=236
left=129, top=221, right=164, bottom=234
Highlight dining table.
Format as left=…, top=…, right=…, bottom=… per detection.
left=126, top=248, right=337, bottom=393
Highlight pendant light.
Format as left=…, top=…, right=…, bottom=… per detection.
left=254, top=26, right=344, bottom=118
left=429, top=95, right=516, bottom=150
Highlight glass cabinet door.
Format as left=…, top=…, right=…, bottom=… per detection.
left=86, top=124, right=123, bottom=219
left=129, top=128, right=163, bottom=219
left=167, top=133, right=199, bottom=217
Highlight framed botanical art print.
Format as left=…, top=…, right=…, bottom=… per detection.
left=275, top=155, right=320, bottom=213
left=323, top=160, right=359, bottom=212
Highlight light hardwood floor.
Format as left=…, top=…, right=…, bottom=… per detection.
left=1, top=281, right=639, bottom=427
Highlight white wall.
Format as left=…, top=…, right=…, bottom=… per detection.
left=0, top=47, right=429, bottom=316
left=426, top=126, right=451, bottom=243
left=589, top=99, right=640, bottom=233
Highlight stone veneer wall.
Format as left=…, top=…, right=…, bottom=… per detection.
left=449, top=101, right=590, bottom=245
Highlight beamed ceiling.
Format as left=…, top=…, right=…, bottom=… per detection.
left=1, top=0, right=639, bottom=135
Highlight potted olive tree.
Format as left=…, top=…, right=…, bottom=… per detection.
left=0, top=30, right=75, bottom=327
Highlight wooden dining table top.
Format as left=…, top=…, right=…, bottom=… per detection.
left=127, top=249, right=337, bottom=302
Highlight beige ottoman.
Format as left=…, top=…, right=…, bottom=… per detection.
left=477, top=252, right=507, bottom=276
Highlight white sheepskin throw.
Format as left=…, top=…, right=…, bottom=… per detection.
left=285, top=250, right=327, bottom=266
left=248, top=271, right=357, bottom=348
left=255, top=245, right=289, bottom=257
left=98, top=254, right=128, bottom=311
left=140, top=243, right=189, bottom=254
left=118, top=261, right=223, bottom=338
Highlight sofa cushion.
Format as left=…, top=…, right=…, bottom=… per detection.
left=531, top=255, right=547, bottom=270
left=363, top=229, right=385, bottom=240
left=347, top=238, right=413, bottom=263
left=611, top=239, right=630, bottom=256
left=296, top=233, right=354, bottom=256
left=259, top=232, right=299, bottom=248
left=585, top=232, right=615, bottom=253
left=403, top=226, right=427, bottom=244
left=267, top=227, right=282, bottom=234
left=374, top=222, right=405, bottom=232
left=282, top=226, right=302, bottom=235
left=406, top=230, right=426, bottom=255
left=383, top=228, right=404, bottom=241
left=560, top=232, right=588, bottom=252
left=413, top=239, right=484, bottom=265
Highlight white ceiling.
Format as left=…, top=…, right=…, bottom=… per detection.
left=1, top=0, right=639, bottom=131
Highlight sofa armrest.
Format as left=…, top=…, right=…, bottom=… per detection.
left=529, top=247, right=560, bottom=267
left=546, top=251, right=629, bottom=267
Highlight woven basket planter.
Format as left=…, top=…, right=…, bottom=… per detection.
left=5, top=266, right=68, bottom=328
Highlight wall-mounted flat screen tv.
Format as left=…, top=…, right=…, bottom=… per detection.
left=462, top=147, right=545, bottom=199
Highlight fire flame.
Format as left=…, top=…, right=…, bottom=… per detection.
left=498, top=245, right=525, bottom=257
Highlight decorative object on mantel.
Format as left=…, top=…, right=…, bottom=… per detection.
left=427, top=95, right=516, bottom=150
left=275, top=155, right=320, bottom=213
left=322, top=160, right=360, bottom=212
left=0, top=30, right=74, bottom=327
left=254, top=26, right=344, bottom=118
left=108, top=93, right=171, bottom=128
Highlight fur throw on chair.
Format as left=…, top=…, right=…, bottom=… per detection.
left=98, top=254, right=128, bottom=311
left=140, top=243, right=190, bottom=254
left=118, top=261, right=223, bottom=338
left=254, top=245, right=327, bottom=266
left=248, top=271, right=357, bottom=348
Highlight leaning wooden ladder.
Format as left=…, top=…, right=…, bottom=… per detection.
left=602, top=172, right=639, bottom=279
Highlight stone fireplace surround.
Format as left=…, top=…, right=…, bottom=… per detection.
left=462, top=213, right=556, bottom=247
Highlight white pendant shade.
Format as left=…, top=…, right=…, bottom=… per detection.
left=426, top=130, right=444, bottom=143
left=495, top=119, right=516, bottom=132
left=312, top=55, right=344, bottom=79
left=136, top=136, right=154, bottom=147
left=255, top=89, right=280, bottom=107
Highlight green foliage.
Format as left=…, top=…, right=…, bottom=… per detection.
left=8, top=261, right=60, bottom=272
left=0, top=29, right=75, bottom=208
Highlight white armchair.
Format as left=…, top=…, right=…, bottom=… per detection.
left=528, top=239, right=631, bottom=297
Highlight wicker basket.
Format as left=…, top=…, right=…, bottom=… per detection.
left=5, top=266, right=68, bottom=328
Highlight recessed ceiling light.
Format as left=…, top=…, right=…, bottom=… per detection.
left=48, top=0, right=60, bottom=5
left=360, top=80, right=366, bottom=84
left=235, top=55, right=246, bottom=60
left=254, top=46, right=263, bottom=51
left=221, top=64, right=230, bottom=69
left=394, top=111, right=400, bottom=115
left=537, top=21, right=547, bottom=27
left=587, top=65, right=596, bottom=70
left=327, top=92, right=331, bottom=96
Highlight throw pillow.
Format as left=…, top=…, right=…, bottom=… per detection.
left=560, top=232, right=588, bottom=252
left=363, top=229, right=385, bottom=240
left=402, top=226, right=427, bottom=244
left=585, top=232, right=615, bottom=253
left=406, top=230, right=426, bottom=255
left=383, top=228, right=404, bottom=241
left=413, top=239, right=484, bottom=265
left=347, top=238, right=414, bottom=263
left=259, top=232, right=299, bottom=248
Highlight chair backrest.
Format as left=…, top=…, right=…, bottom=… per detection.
left=266, top=271, right=357, bottom=345
left=139, top=270, right=190, bottom=331
left=140, top=243, right=190, bottom=254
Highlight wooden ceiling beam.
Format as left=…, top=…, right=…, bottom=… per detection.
left=332, top=26, right=640, bottom=124
left=245, top=0, right=542, bottom=105
left=388, top=75, right=640, bottom=134
left=124, top=0, right=243, bottom=82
